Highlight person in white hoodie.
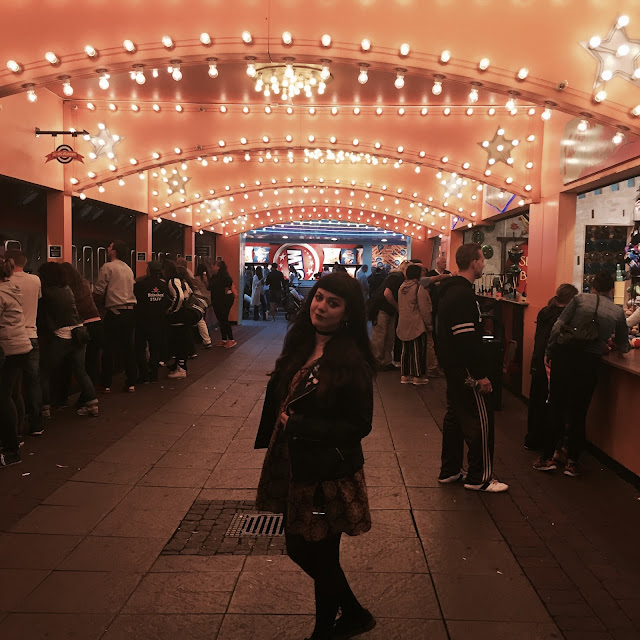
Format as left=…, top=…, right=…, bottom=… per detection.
left=396, top=263, right=434, bottom=385
left=0, top=256, right=33, bottom=468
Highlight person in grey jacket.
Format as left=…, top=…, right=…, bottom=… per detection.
left=0, top=255, right=32, bottom=467
left=536, top=270, right=630, bottom=476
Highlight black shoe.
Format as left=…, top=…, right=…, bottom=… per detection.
left=0, top=450, right=22, bottom=468
left=333, top=609, right=376, bottom=639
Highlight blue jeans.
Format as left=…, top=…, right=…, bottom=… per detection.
left=22, top=338, right=43, bottom=433
left=41, top=337, right=97, bottom=407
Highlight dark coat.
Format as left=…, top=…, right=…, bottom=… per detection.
left=255, top=364, right=373, bottom=483
left=530, top=304, right=563, bottom=373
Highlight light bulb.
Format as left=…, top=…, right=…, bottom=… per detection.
left=282, top=31, right=292, bottom=45
left=208, top=62, right=218, bottom=78
left=432, top=80, right=442, bottom=95
left=162, top=35, right=173, bottom=48
left=45, top=51, right=59, bottom=65
left=353, top=138, right=359, bottom=146
left=175, top=104, right=183, bottom=112
left=394, top=71, right=405, bottom=89
left=98, top=185, right=105, bottom=193
left=578, top=119, right=588, bottom=131
left=26, top=88, right=37, bottom=103
left=7, top=60, right=21, bottom=72
left=123, top=40, right=136, bottom=52
left=99, top=74, right=110, bottom=90
left=246, top=63, right=256, bottom=77
left=542, top=107, right=552, bottom=120
left=443, top=108, right=450, bottom=116
left=506, top=97, right=516, bottom=110
left=421, top=107, right=428, bottom=115
left=594, top=89, right=607, bottom=102
left=358, top=67, right=368, bottom=84
left=108, top=103, right=117, bottom=111
left=84, top=45, right=97, bottom=57
left=479, top=57, right=490, bottom=70
left=589, top=36, right=602, bottom=48
left=400, top=43, right=410, bottom=56
left=62, top=80, right=73, bottom=96
left=131, top=104, right=139, bottom=112
left=469, top=87, right=479, bottom=102
left=242, top=30, right=252, bottom=43
left=135, top=70, right=146, bottom=84
left=617, top=15, right=630, bottom=28
left=612, top=131, right=624, bottom=144
left=200, top=32, right=212, bottom=45
left=321, top=34, right=331, bottom=47
left=517, top=67, right=529, bottom=80
left=87, top=103, right=95, bottom=110
left=172, top=66, right=182, bottom=81
left=617, top=44, right=630, bottom=57
left=361, top=38, right=371, bottom=51
left=631, top=105, right=640, bottom=117
left=466, top=107, right=473, bottom=115
left=601, top=69, right=613, bottom=81
left=152, top=68, right=159, bottom=78
left=321, top=65, right=330, bottom=80
left=152, top=104, right=160, bottom=112
left=440, top=50, right=451, bottom=63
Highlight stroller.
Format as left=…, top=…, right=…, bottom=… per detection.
left=284, top=285, right=303, bottom=321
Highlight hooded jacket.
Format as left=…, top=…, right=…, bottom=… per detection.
left=0, top=279, right=33, bottom=356
left=396, top=279, right=432, bottom=341
left=436, top=275, right=486, bottom=379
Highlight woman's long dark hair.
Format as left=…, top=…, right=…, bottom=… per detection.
left=214, top=260, right=230, bottom=280
left=39, top=261, right=67, bottom=288
left=255, top=266, right=263, bottom=279
left=60, top=262, right=87, bottom=298
left=272, top=273, right=375, bottom=401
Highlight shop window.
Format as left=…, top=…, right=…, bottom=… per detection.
left=628, top=178, right=636, bottom=188
left=594, top=188, right=602, bottom=195
left=611, top=183, right=619, bottom=192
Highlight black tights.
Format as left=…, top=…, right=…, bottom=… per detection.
left=285, top=531, right=363, bottom=638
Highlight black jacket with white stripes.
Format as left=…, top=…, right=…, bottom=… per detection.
left=436, top=275, right=487, bottom=380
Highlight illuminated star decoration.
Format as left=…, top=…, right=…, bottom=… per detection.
left=439, top=171, right=469, bottom=201
left=87, top=125, right=123, bottom=162
left=580, top=19, right=640, bottom=90
left=478, top=127, right=516, bottom=167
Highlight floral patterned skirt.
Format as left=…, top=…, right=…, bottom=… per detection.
left=256, top=419, right=371, bottom=542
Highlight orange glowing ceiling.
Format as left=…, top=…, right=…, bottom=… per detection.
left=1, top=0, right=639, bottom=238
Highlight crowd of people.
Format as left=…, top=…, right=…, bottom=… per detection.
left=0, top=242, right=237, bottom=468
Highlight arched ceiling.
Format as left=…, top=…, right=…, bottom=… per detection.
left=1, top=0, right=639, bottom=238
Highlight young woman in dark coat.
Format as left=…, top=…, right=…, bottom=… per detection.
left=255, top=272, right=377, bottom=640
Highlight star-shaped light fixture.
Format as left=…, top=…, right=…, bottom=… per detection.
left=581, top=16, right=640, bottom=93
left=154, top=165, right=191, bottom=199
left=87, top=124, right=123, bottom=162
left=478, top=127, right=516, bottom=167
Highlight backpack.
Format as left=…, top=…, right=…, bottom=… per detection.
left=181, top=292, right=209, bottom=324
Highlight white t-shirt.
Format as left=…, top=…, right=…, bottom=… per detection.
left=9, top=271, right=41, bottom=339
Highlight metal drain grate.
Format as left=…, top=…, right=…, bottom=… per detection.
left=226, top=513, right=284, bottom=537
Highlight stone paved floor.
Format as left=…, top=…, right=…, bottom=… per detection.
left=0, top=319, right=639, bottom=640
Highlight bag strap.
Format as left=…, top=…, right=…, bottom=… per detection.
left=592, top=293, right=600, bottom=321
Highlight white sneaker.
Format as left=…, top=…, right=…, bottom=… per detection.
left=168, top=367, right=187, bottom=379
left=464, top=479, right=509, bottom=493
left=400, top=376, right=412, bottom=384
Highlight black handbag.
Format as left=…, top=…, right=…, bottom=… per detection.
left=556, top=295, right=600, bottom=346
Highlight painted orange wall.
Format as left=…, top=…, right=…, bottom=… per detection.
left=0, top=90, right=64, bottom=191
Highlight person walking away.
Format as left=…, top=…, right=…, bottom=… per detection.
left=59, top=262, right=104, bottom=406
left=366, top=266, right=385, bottom=298
left=194, top=264, right=214, bottom=344
left=163, top=259, right=193, bottom=378
left=38, top=262, right=98, bottom=418
left=134, top=261, right=170, bottom=383
left=255, top=273, right=376, bottom=640
left=209, top=260, right=236, bottom=347
left=356, top=264, right=369, bottom=301
left=289, top=265, right=301, bottom=288
left=265, top=262, right=285, bottom=321
left=397, top=264, right=434, bottom=385
left=5, top=249, right=43, bottom=437
left=369, top=261, right=407, bottom=371
left=436, top=243, right=508, bottom=493
left=93, top=241, right=137, bottom=393
left=252, top=266, right=267, bottom=321
left=536, top=271, right=630, bottom=476
left=524, top=284, right=578, bottom=451
left=0, top=256, right=33, bottom=467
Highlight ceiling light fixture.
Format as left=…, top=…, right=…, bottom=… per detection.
left=161, top=35, right=174, bottom=48
left=432, top=75, right=444, bottom=95
left=207, top=58, right=218, bottom=77
left=394, top=68, right=405, bottom=89
left=45, top=51, right=59, bottom=65
left=440, top=50, right=451, bottom=63
left=478, top=57, right=490, bottom=71
left=358, top=63, right=369, bottom=84
left=321, top=34, right=332, bottom=47
left=361, top=38, right=371, bottom=51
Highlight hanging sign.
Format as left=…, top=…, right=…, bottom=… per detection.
left=45, top=144, right=84, bottom=164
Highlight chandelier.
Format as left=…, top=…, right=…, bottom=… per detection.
left=247, top=58, right=332, bottom=100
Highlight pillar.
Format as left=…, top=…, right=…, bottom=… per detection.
left=184, top=226, right=196, bottom=270
left=135, top=214, right=152, bottom=278
left=521, top=192, right=577, bottom=397
left=447, top=229, right=464, bottom=272
left=215, top=234, right=241, bottom=323
left=46, top=192, right=72, bottom=263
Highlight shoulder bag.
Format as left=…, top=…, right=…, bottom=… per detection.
left=556, top=295, right=600, bottom=346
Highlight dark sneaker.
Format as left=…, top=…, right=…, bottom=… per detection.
left=0, top=450, right=22, bottom=468
left=333, top=608, right=376, bottom=639
left=564, top=462, right=582, bottom=477
left=533, top=457, right=557, bottom=471
left=552, top=448, right=568, bottom=466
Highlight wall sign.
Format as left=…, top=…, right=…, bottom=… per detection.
left=136, top=252, right=146, bottom=262
left=48, top=245, right=62, bottom=258
left=45, top=145, right=84, bottom=164
left=185, top=255, right=193, bottom=262
left=196, top=246, right=211, bottom=257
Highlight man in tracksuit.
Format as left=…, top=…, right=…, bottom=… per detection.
left=436, top=243, right=508, bottom=493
